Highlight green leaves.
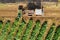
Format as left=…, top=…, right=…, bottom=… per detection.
left=0, top=9, right=22, bottom=40
left=15, top=19, right=26, bottom=40
left=45, top=24, right=56, bottom=40
left=6, top=20, right=18, bottom=40
left=36, top=21, right=47, bottom=40
left=0, top=15, right=60, bottom=40
left=0, top=21, right=3, bottom=29
left=30, top=20, right=41, bottom=40
left=18, top=10, right=22, bottom=18
left=2, top=20, right=10, bottom=33
left=22, top=19, right=33, bottom=40
left=0, top=21, right=10, bottom=40
left=53, top=26, right=60, bottom=40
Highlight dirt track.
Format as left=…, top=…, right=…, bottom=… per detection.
left=0, top=3, right=18, bottom=17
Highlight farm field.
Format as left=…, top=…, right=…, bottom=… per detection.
left=0, top=9, right=60, bottom=40
left=0, top=2, right=60, bottom=40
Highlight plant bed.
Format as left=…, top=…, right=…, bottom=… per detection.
left=30, top=20, right=41, bottom=40
left=6, top=18, right=19, bottom=40
left=36, top=21, right=47, bottom=40
left=45, top=24, right=56, bottom=40
left=0, top=21, right=3, bottom=29
left=22, top=19, right=34, bottom=40
left=14, top=19, right=26, bottom=40
left=53, top=25, right=60, bottom=40
left=0, top=20, right=10, bottom=40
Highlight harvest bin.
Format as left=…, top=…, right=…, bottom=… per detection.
left=0, top=3, right=60, bottom=40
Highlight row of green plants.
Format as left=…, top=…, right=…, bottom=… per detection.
left=45, top=24, right=56, bottom=40
left=36, top=21, right=47, bottom=40
left=22, top=18, right=34, bottom=40
left=30, top=20, right=41, bottom=40
left=0, top=19, right=60, bottom=40
left=6, top=19, right=19, bottom=40
left=0, top=21, right=3, bottom=29
left=6, top=10, right=22, bottom=40
left=0, top=10, right=22, bottom=40
left=0, top=20, right=10, bottom=40
left=15, top=19, right=26, bottom=40
left=52, top=26, right=60, bottom=40
left=0, top=10, right=60, bottom=40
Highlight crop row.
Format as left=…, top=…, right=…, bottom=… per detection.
left=36, top=21, right=47, bottom=40
left=53, top=26, right=60, bottom=40
left=22, top=19, right=34, bottom=40
left=0, top=10, right=60, bottom=40
left=0, top=19, right=60, bottom=40
left=30, top=20, right=41, bottom=40
left=45, top=24, right=56, bottom=40
left=0, top=20, right=10, bottom=40
left=6, top=10, right=22, bottom=40
left=14, top=19, right=26, bottom=40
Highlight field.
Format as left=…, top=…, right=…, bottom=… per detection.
left=0, top=3, right=60, bottom=40
left=0, top=9, right=60, bottom=40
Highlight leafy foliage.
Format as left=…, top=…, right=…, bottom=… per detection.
left=45, top=24, right=56, bottom=40
left=30, top=20, right=41, bottom=40
left=36, top=21, right=47, bottom=40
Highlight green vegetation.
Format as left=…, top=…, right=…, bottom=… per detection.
left=36, top=21, right=47, bottom=40
left=53, top=25, right=60, bottom=40
left=15, top=19, right=26, bottom=40
left=6, top=18, right=19, bottom=40
left=6, top=10, right=22, bottom=40
left=0, top=21, right=3, bottom=29
left=0, top=9, right=60, bottom=40
left=22, top=19, right=33, bottom=40
left=0, top=19, right=60, bottom=40
left=18, top=10, right=22, bottom=18
left=45, top=24, right=56, bottom=40
left=0, top=20, right=10, bottom=40
left=6, top=24, right=16, bottom=40
left=30, top=20, right=41, bottom=40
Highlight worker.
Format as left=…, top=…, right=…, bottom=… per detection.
left=27, top=2, right=36, bottom=16
left=35, top=2, right=43, bottom=15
